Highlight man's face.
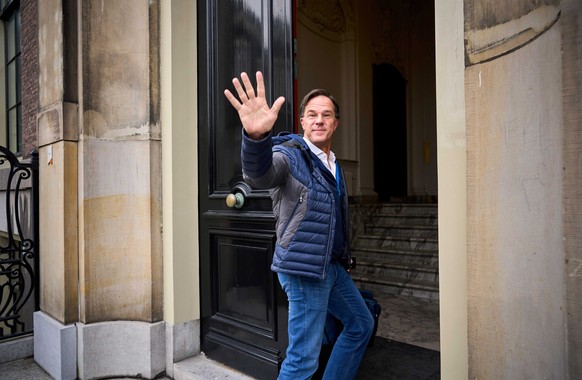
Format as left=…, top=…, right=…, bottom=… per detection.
left=300, top=95, right=339, bottom=152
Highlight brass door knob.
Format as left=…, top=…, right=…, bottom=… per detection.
left=226, top=181, right=251, bottom=209
left=226, top=192, right=245, bottom=209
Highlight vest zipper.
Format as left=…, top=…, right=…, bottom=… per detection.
left=280, top=194, right=303, bottom=236
left=314, top=170, right=335, bottom=280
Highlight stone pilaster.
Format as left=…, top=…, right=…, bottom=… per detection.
left=78, top=0, right=162, bottom=325
left=37, top=0, right=79, bottom=328
left=35, top=0, right=80, bottom=377
left=465, top=1, right=566, bottom=378
left=36, top=1, right=164, bottom=378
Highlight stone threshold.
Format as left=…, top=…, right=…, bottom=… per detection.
left=173, top=353, right=256, bottom=380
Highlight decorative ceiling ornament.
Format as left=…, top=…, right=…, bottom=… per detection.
left=298, top=0, right=346, bottom=34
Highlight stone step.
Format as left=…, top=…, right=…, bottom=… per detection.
left=174, top=354, right=255, bottom=380
left=352, top=259, right=439, bottom=283
left=351, top=262, right=439, bottom=287
left=352, top=272, right=439, bottom=301
left=379, top=203, right=437, bottom=214
left=353, top=235, right=439, bottom=251
left=351, top=246, right=437, bottom=264
left=349, top=203, right=439, bottom=301
left=364, top=224, right=438, bottom=238
left=371, top=213, right=438, bottom=226
left=350, top=203, right=438, bottom=216
left=350, top=203, right=438, bottom=238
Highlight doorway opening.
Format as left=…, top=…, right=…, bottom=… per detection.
left=373, top=63, right=407, bottom=202
left=295, top=0, right=440, bottom=372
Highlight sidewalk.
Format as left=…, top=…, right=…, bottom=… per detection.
left=0, top=294, right=440, bottom=379
left=1, top=339, right=439, bottom=380
left=0, top=357, right=52, bottom=380
left=0, top=354, right=253, bottom=380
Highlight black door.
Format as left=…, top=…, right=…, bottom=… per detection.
left=198, top=1, right=294, bottom=378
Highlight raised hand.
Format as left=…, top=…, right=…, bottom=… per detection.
left=224, top=71, right=285, bottom=140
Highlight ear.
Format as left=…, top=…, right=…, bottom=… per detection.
left=300, top=117, right=306, bottom=131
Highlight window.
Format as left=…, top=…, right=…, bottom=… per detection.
left=1, top=0, right=20, bottom=153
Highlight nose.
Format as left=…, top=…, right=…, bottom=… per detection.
left=315, top=114, right=324, bottom=123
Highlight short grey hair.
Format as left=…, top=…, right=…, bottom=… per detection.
left=299, top=89, right=340, bottom=119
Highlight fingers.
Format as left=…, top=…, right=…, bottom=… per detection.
left=241, top=72, right=256, bottom=99
left=224, top=71, right=284, bottom=113
left=229, top=72, right=256, bottom=105
left=232, top=76, right=248, bottom=103
left=223, top=89, right=241, bottom=111
left=255, top=71, right=265, bottom=99
left=271, top=96, right=286, bottom=115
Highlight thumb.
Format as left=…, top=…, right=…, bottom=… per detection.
left=271, top=96, right=286, bottom=115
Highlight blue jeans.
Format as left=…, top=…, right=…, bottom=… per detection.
left=277, top=261, right=374, bottom=380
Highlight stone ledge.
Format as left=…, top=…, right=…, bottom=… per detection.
left=173, top=353, right=256, bottom=380
left=0, top=335, right=34, bottom=365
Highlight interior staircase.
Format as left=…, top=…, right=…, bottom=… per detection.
left=349, top=203, right=439, bottom=300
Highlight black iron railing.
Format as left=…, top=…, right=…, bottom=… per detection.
left=0, top=146, right=38, bottom=341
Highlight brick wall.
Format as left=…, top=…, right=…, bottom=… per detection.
left=20, top=0, right=38, bottom=158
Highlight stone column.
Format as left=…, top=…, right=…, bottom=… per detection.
left=35, top=1, right=164, bottom=379
left=35, top=0, right=79, bottom=378
left=78, top=0, right=162, bottom=325
left=465, top=0, right=566, bottom=378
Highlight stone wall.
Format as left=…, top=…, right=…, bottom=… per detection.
left=466, top=2, right=566, bottom=378
left=21, top=0, right=38, bottom=158
left=562, top=0, right=582, bottom=377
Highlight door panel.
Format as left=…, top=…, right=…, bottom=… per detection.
left=198, top=1, right=294, bottom=378
left=213, top=230, right=274, bottom=336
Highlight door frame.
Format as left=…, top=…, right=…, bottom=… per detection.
left=434, top=0, right=468, bottom=377
left=160, top=0, right=469, bottom=378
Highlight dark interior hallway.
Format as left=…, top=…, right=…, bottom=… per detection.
left=356, top=294, right=440, bottom=379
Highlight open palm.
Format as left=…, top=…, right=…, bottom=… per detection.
left=224, top=71, right=285, bottom=140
